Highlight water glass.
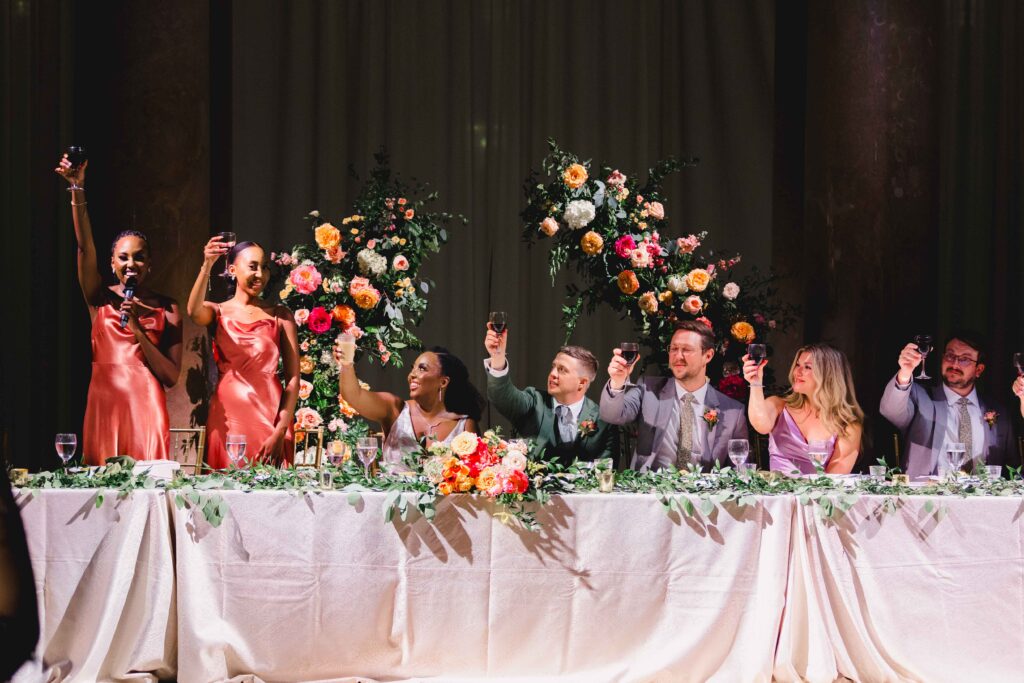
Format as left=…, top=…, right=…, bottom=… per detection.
left=55, top=433, right=78, bottom=467
left=984, top=464, right=1002, bottom=480
left=319, top=469, right=335, bottom=490
left=728, top=439, right=750, bottom=467
left=868, top=465, right=887, bottom=482
left=326, top=440, right=346, bottom=466
left=943, top=442, right=966, bottom=479
left=807, top=439, right=829, bottom=469
left=225, top=434, right=247, bottom=467
left=597, top=469, right=615, bottom=493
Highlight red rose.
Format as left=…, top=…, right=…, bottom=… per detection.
left=717, top=374, right=749, bottom=401
left=308, top=306, right=332, bottom=334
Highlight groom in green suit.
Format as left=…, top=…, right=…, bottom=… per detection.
left=484, top=324, right=618, bottom=466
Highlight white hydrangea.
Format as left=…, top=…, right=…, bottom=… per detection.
left=563, top=199, right=596, bottom=230
left=356, top=249, right=387, bottom=277
left=722, top=282, right=740, bottom=300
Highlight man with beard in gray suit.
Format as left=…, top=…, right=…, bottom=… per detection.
left=599, top=321, right=748, bottom=472
left=880, top=332, right=1019, bottom=478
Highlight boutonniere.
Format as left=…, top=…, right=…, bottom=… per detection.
left=984, top=410, right=998, bottom=428
left=702, top=408, right=719, bottom=430
left=577, top=420, right=597, bottom=437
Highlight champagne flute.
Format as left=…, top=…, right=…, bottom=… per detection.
left=1013, top=352, right=1024, bottom=377
left=218, top=231, right=237, bottom=277
left=728, top=439, right=750, bottom=468
left=54, top=433, right=77, bottom=468
left=747, top=343, right=767, bottom=366
left=488, top=311, right=508, bottom=334
left=807, top=439, right=829, bottom=471
left=225, top=433, right=247, bottom=467
left=357, top=436, right=380, bottom=478
left=913, top=334, right=933, bottom=380
left=620, top=342, right=640, bottom=366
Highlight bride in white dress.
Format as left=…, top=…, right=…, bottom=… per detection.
left=334, top=345, right=485, bottom=467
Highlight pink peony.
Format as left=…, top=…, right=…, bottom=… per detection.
left=289, top=264, right=323, bottom=295
left=645, top=201, right=665, bottom=220
left=348, top=276, right=371, bottom=296
left=307, top=306, right=332, bottom=334
left=677, top=235, right=701, bottom=254
left=614, top=235, right=637, bottom=258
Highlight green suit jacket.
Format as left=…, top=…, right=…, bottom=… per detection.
left=487, top=371, right=619, bottom=466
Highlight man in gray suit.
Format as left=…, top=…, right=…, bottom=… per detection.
left=880, top=332, right=1019, bottom=478
left=599, top=321, right=748, bottom=472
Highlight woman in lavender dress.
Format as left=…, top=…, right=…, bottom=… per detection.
left=743, top=344, right=863, bottom=475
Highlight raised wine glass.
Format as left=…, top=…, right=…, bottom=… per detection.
left=913, top=334, right=933, bottom=380
left=357, top=436, right=380, bottom=478
left=620, top=342, right=640, bottom=366
left=488, top=311, right=507, bottom=334
left=218, top=231, right=237, bottom=277
left=747, top=343, right=767, bottom=365
left=65, top=146, right=87, bottom=190
left=225, top=433, right=247, bottom=468
left=55, top=433, right=77, bottom=468
left=728, top=439, right=750, bottom=468
left=1013, top=352, right=1024, bottom=377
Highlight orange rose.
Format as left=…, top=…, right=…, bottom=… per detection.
left=332, top=304, right=356, bottom=326
left=353, top=287, right=381, bottom=310
left=731, top=321, right=756, bottom=343
left=562, top=163, right=589, bottom=189
left=338, top=396, right=358, bottom=418
left=580, top=231, right=604, bottom=255
left=476, top=467, right=498, bottom=493
left=314, top=223, right=341, bottom=250
left=617, top=270, right=640, bottom=295
left=685, top=268, right=711, bottom=292
left=404, top=209, right=415, bottom=220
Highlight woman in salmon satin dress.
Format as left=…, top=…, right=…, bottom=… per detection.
left=55, top=155, right=183, bottom=465
left=187, top=238, right=299, bottom=468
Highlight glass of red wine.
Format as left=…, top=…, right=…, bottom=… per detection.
left=747, top=343, right=767, bottom=365
left=1013, top=352, right=1024, bottom=377
left=218, top=231, right=237, bottom=277
left=620, top=342, right=640, bottom=365
left=913, top=334, right=932, bottom=380
left=488, top=311, right=507, bottom=334
left=65, top=145, right=87, bottom=190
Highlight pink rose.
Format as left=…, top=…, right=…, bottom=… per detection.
left=366, top=239, right=377, bottom=250
left=646, top=201, right=665, bottom=220
left=348, top=276, right=371, bottom=296
left=294, top=407, right=323, bottom=430
left=629, top=248, right=651, bottom=269
left=300, top=340, right=309, bottom=352
left=294, top=308, right=310, bottom=326
left=307, top=306, right=332, bottom=334
left=393, top=255, right=410, bottom=271
left=606, top=170, right=627, bottom=187
left=677, top=235, right=701, bottom=254
left=288, top=264, right=322, bottom=295
left=682, top=295, right=703, bottom=314
left=540, top=217, right=559, bottom=236
left=614, top=235, right=637, bottom=258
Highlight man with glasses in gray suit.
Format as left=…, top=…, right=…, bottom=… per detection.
left=880, top=331, right=1019, bottom=478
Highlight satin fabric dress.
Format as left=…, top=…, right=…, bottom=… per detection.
left=768, top=407, right=837, bottom=475
left=381, top=402, right=467, bottom=468
left=83, top=303, right=170, bottom=465
left=205, top=310, right=293, bottom=469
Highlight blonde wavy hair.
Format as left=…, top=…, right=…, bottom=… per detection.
left=784, top=344, right=864, bottom=438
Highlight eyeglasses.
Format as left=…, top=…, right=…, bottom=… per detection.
left=942, top=353, right=979, bottom=367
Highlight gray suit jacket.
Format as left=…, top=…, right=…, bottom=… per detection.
left=599, top=376, right=747, bottom=472
left=879, top=374, right=1019, bottom=477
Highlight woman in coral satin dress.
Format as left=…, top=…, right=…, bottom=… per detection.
left=188, top=238, right=299, bottom=468
left=55, top=155, right=183, bottom=465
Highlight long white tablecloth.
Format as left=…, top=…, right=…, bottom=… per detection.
left=16, top=488, right=1024, bottom=682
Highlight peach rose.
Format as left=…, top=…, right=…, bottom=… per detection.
left=299, top=379, right=313, bottom=400
left=353, top=286, right=381, bottom=309
left=476, top=466, right=500, bottom=494
left=393, top=254, right=410, bottom=271
left=685, top=268, right=711, bottom=292
left=450, top=431, right=480, bottom=457
left=294, top=406, right=323, bottom=430
left=325, top=245, right=345, bottom=263
left=629, top=247, right=651, bottom=269
left=562, top=163, right=589, bottom=189
left=682, top=295, right=703, bottom=314
left=580, top=231, right=604, bottom=255
left=722, top=282, right=740, bottom=300
left=294, top=308, right=310, bottom=326
left=540, top=217, right=559, bottom=236
left=638, top=291, right=658, bottom=314
left=404, top=209, right=415, bottom=220
left=617, top=270, right=640, bottom=295
left=332, top=304, right=356, bottom=326
left=677, top=235, right=701, bottom=254
left=348, top=276, right=371, bottom=296
left=646, top=202, right=665, bottom=220
left=731, top=321, right=756, bottom=343
left=314, top=223, right=341, bottom=250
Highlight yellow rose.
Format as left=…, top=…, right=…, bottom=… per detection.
left=353, top=287, right=381, bottom=310
left=562, top=163, right=589, bottom=189
left=450, top=431, right=479, bottom=457
left=299, top=355, right=315, bottom=375
left=314, top=223, right=341, bottom=250
left=438, top=481, right=454, bottom=496
left=685, top=268, right=711, bottom=292
left=476, top=467, right=498, bottom=492
left=658, top=290, right=673, bottom=304
left=731, top=321, right=756, bottom=344
left=580, top=231, right=604, bottom=255
left=455, top=472, right=475, bottom=492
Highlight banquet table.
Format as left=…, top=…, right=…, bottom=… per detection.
left=15, top=487, right=1024, bottom=682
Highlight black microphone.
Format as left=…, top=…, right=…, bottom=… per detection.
left=120, top=275, right=138, bottom=329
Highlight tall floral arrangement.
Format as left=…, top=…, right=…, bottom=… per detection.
left=521, top=140, right=794, bottom=374
left=270, top=152, right=464, bottom=446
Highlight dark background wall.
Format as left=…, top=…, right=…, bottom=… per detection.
left=3, top=0, right=1022, bottom=470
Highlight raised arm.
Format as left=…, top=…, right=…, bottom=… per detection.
left=186, top=235, right=228, bottom=326
left=55, top=158, right=105, bottom=307
left=879, top=344, right=924, bottom=430
left=598, top=348, right=643, bottom=425
left=333, top=346, right=403, bottom=426
left=743, top=354, right=782, bottom=434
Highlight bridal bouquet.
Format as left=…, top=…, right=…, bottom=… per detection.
left=269, top=152, right=463, bottom=447
left=522, top=140, right=794, bottom=371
